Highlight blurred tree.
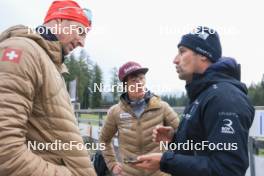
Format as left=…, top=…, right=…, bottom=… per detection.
left=161, top=93, right=188, bottom=107
left=64, top=50, right=92, bottom=108
left=248, top=74, right=264, bottom=106
left=110, top=67, right=120, bottom=104
left=91, top=63, right=103, bottom=108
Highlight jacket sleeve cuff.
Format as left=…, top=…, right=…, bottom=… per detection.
left=108, top=161, right=118, bottom=171
left=160, top=151, right=175, bottom=172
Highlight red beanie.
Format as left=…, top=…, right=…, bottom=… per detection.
left=44, top=0, right=91, bottom=27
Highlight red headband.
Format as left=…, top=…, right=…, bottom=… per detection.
left=44, top=0, right=91, bottom=27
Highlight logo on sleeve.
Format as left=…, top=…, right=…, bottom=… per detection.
left=120, top=112, right=132, bottom=119
left=221, top=119, right=235, bottom=134
left=1, top=48, right=22, bottom=64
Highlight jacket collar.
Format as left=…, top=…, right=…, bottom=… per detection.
left=119, top=91, right=162, bottom=114
left=185, top=57, right=247, bottom=103
left=185, top=72, right=217, bottom=103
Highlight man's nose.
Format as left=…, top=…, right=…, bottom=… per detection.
left=77, top=37, right=85, bottom=47
left=173, top=55, right=180, bottom=65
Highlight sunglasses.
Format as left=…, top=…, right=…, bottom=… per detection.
left=58, top=6, right=92, bottom=24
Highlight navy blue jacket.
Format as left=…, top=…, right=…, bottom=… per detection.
left=160, top=58, right=255, bottom=176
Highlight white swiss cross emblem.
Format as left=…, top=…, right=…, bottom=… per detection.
left=1, top=48, right=22, bottom=63
left=6, top=50, right=18, bottom=60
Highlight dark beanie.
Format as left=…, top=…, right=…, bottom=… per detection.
left=178, top=26, right=222, bottom=62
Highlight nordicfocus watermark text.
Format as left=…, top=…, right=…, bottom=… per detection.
left=90, top=83, right=176, bottom=93
left=160, top=140, right=238, bottom=151
left=28, top=24, right=91, bottom=35
left=27, top=140, right=105, bottom=151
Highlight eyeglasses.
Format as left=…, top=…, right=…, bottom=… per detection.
left=128, top=74, right=146, bottom=82
left=58, top=6, right=92, bottom=23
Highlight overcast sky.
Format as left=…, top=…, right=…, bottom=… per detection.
left=1, top=0, right=263, bottom=95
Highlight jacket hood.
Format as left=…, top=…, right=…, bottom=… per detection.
left=186, top=57, right=248, bottom=102
left=0, top=25, right=68, bottom=73
left=208, top=57, right=241, bottom=81
left=120, top=90, right=153, bottom=104
left=119, top=91, right=162, bottom=113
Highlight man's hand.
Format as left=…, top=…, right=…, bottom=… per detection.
left=152, top=125, right=174, bottom=143
left=112, top=162, right=123, bottom=176
left=133, top=153, right=162, bottom=171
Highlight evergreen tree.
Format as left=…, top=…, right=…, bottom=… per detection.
left=91, top=64, right=103, bottom=108
left=111, top=67, right=120, bottom=103
left=64, top=51, right=92, bottom=108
